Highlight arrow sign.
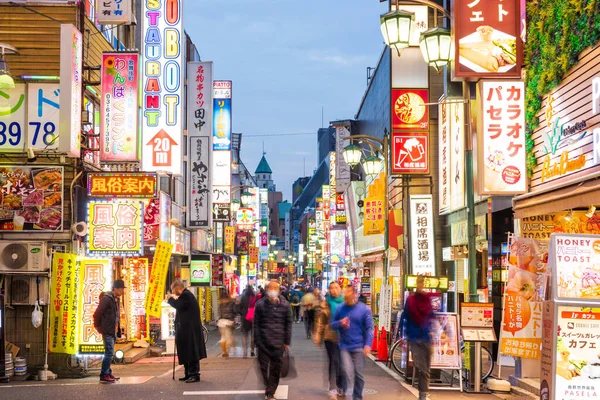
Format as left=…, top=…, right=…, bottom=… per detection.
left=146, top=129, right=178, bottom=167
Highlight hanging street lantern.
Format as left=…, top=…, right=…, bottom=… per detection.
left=419, top=27, right=452, bottom=73
left=380, top=9, right=414, bottom=56
left=241, top=191, right=252, bottom=206
left=231, top=199, right=241, bottom=212
left=362, top=155, right=383, bottom=177
left=342, top=144, right=363, bottom=167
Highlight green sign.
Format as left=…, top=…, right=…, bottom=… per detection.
left=405, top=275, right=449, bottom=291
left=190, top=259, right=211, bottom=287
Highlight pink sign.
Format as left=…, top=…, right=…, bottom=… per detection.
left=101, top=52, right=139, bottom=161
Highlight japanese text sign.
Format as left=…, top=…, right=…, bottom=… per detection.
left=101, top=52, right=139, bottom=161
left=59, top=24, right=82, bottom=157
left=211, top=254, right=224, bottom=287
left=213, top=80, right=232, bottom=100
left=430, top=313, right=461, bottom=369
left=212, top=203, right=230, bottom=222
left=188, top=136, right=211, bottom=227
left=49, top=253, right=79, bottom=354
left=236, top=208, right=254, bottom=231
left=236, top=232, right=250, bottom=255
left=88, top=173, right=157, bottom=198
left=187, top=62, right=213, bottom=137
left=409, top=195, right=435, bottom=275
left=87, top=201, right=143, bottom=256
left=97, top=0, right=132, bottom=24
left=453, top=0, right=522, bottom=78
left=170, top=226, right=190, bottom=255
left=0, top=166, right=63, bottom=231
left=500, top=297, right=542, bottom=359
left=439, top=99, right=451, bottom=213
left=363, top=196, right=385, bottom=236
left=392, top=89, right=429, bottom=130
left=143, top=198, right=159, bottom=244
left=127, top=258, right=149, bottom=341
left=477, top=80, right=526, bottom=194
left=0, top=84, right=26, bottom=152
left=224, top=226, right=235, bottom=253
left=145, top=240, right=173, bottom=318
left=335, top=126, right=351, bottom=194
left=142, top=0, right=183, bottom=175
left=213, top=98, right=231, bottom=151
left=78, top=258, right=112, bottom=353
left=439, top=98, right=466, bottom=213
left=392, top=132, right=429, bottom=174
left=249, top=246, right=259, bottom=264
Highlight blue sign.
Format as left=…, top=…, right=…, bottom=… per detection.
left=213, top=98, right=231, bottom=151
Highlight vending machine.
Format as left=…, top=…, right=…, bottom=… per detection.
left=541, top=233, right=600, bottom=400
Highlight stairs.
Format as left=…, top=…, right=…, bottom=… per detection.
left=508, top=376, right=539, bottom=399
left=115, top=342, right=150, bottom=364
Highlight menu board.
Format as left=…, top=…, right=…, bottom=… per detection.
left=553, top=305, right=600, bottom=400
left=431, top=313, right=461, bottom=369
left=550, top=234, right=600, bottom=300
left=461, top=302, right=494, bottom=327
left=462, top=328, right=497, bottom=342
left=0, top=166, right=63, bottom=231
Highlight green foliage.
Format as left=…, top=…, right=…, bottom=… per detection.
left=525, top=0, right=600, bottom=176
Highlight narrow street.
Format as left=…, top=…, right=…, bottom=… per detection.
left=1, top=324, right=507, bottom=400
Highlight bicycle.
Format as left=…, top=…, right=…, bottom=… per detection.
left=202, top=324, right=208, bottom=344
left=389, top=337, right=494, bottom=383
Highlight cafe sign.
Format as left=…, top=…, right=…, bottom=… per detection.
left=87, top=173, right=157, bottom=198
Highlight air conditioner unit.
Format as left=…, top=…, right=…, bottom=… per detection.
left=7, top=276, right=49, bottom=306
left=0, top=242, right=47, bottom=273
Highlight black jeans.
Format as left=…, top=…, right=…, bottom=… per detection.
left=184, top=361, right=200, bottom=378
left=409, top=340, right=431, bottom=395
left=258, top=350, right=282, bottom=396
left=325, top=340, right=345, bottom=392
left=292, top=305, right=300, bottom=322
left=304, top=309, right=315, bottom=337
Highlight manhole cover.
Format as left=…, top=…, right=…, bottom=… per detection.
left=364, top=389, right=378, bottom=395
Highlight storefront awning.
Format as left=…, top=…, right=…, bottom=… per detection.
left=513, top=173, right=600, bottom=219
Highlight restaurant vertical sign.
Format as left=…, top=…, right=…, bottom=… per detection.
left=101, top=52, right=139, bottom=161
left=49, top=253, right=79, bottom=354
left=409, top=195, right=435, bottom=276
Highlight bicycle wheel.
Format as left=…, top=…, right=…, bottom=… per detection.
left=460, top=344, right=495, bottom=382
left=390, top=340, right=404, bottom=375
left=203, top=325, right=208, bottom=344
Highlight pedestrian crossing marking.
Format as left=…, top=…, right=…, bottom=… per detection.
left=183, top=385, right=288, bottom=398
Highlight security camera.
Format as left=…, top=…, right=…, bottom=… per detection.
left=27, top=147, right=37, bottom=162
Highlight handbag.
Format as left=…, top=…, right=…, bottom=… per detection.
left=245, top=295, right=257, bottom=322
left=280, top=349, right=297, bottom=378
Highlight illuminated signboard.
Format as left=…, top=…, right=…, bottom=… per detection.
left=87, top=200, right=144, bottom=256
left=213, top=98, right=231, bottom=151
left=101, top=52, right=139, bottom=161
left=170, top=226, right=190, bottom=255
left=141, top=0, right=183, bottom=175
left=190, top=255, right=211, bottom=287
left=236, top=208, right=254, bottom=231
left=87, top=173, right=157, bottom=198
left=59, top=24, right=83, bottom=157
left=409, top=195, right=435, bottom=275
left=127, top=258, right=149, bottom=341
left=392, top=89, right=429, bottom=131
left=78, top=258, right=112, bottom=354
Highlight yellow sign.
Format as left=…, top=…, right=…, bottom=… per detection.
left=224, top=226, right=235, bottom=254
left=88, top=173, right=157, bottom=198
left=249, top=246, right=259, bottom=264
left=541, top=152, right=586, bottom=183
left=145, top=240, right=173, bottom=318
left=78, top=259, right=112, bottom=354
left=364, top=196, right=385, bottom=236
left=88, top=201, right=144, bottom=256
left=49, top=253, right=80, bottom=354
left=520, top=211, right=600, bottom=240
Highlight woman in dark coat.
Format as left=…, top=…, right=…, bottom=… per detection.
left=166, top=279, right=207, bottom=383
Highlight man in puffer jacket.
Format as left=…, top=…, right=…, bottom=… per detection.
left=254, top=281, right=292, bottom=400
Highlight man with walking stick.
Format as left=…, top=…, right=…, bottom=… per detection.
left=166, top=279, right=207, bottom=383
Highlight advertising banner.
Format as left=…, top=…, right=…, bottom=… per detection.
left=145, top=240, right=173, bottom=318
left=363, top=196, right=385, bottom=236
left=141, top=0, right=183, bottom=174
left=187, top=62, right=213, bottom=137
left=236, top=208, right=254, bottom=231
left=78, top=258, right=112, bottom=354
left=87, top=200, right=144, bottom=256
left=212, top=203, right=231, bottom=222
left=88, top=173, right=156, bottom=198
left=439, top=99, right=451, bottom=214
left=236, top=231, right=250, bottom=255
left=59, top=24, right=82, bottom=157
left=143, top=198, right=159, bottom=245
left=100, top=52, right=138, bottom=161
left=249, top=246, right=259, bottom=264
left=213, top=98, right=231, bottom=151
left=550, top=234, right=600, bottom=300
left=188, top=136, right=211, bottom=227
left=190, top=255, right=211, bottom=287
left=211, top=254, right=224, bottom=287
left=521, top=212, right=600, bottom=240
left=127, top=258, right=149, bottom=341
left=27, top=83, right=60, bottom=150
left=213, top=80, right=232, bottom=99
left=49, top=253, right=79, bottom=354
left=430, top=313, right=461, bottom=369
left=452, top=0, right=522, bottom=79
left=500, top=296, right=542, bottom=359
left=335, top=125, right=351, bottom=194
left=97, top=0, right=132, bottom=24
left=392, top=132, right=429, bottom=174
left=0, top=166, right=63, bottom=231
left=391, top=89, right=429, bottom=130
left=224, top=226, right=235, bottom=253
left=477, top=80, right=526, bottom=195
left=0, top=84, right=26, bottom=152
left=409, top=195, right=435, bottom=275
left=170, top=226, right=190, bottom=255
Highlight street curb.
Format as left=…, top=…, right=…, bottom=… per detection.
left=366, top=354, right=420, bottom=398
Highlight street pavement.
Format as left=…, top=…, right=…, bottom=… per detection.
left=1, top=323, right=520, bottom=400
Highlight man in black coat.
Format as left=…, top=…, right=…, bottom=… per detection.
left=166, top=279, right=207, bottom=383
left=254, top=281, right=292, bottom=400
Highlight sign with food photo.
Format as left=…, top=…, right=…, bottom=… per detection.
left=0, top=166, right=63, bottom=231
left=391, top=89, right=429, bottom=131
left=550, top=234, right=600, bottom=300
left=452, top=0, right=522, bottom=78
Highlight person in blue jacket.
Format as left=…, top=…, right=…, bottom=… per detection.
left=331, top=285, right=374, bottom=400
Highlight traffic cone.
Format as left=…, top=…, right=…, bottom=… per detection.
left=371, top=324, right=378, bottom=353
left=377, top=327, right=389, bottom=361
